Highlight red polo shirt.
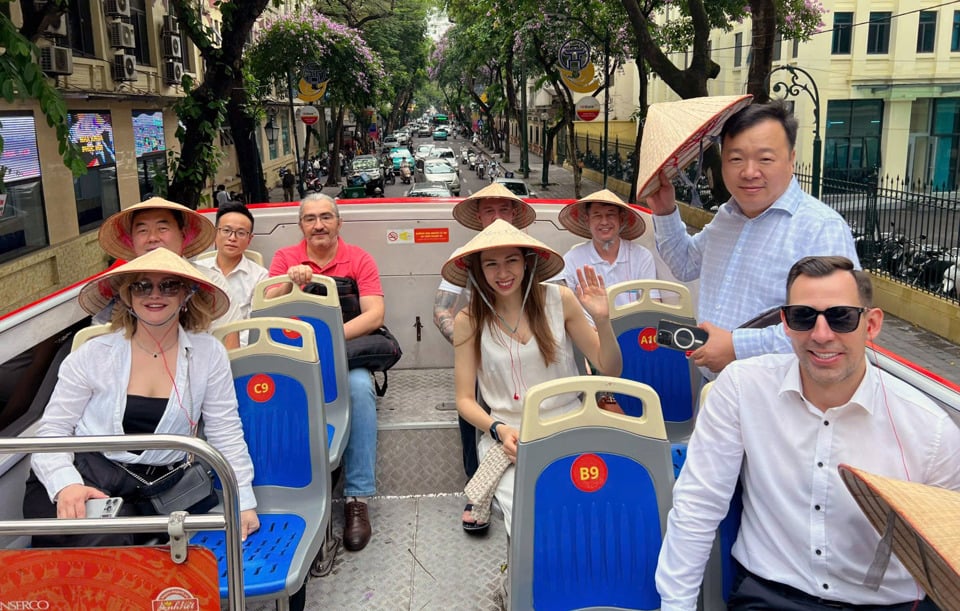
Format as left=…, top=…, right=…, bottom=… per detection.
left=269, top=237, right=383, bottom=297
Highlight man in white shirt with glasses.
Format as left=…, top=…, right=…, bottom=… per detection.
left=195, top=204, right=268, bottom=346
left=656, top=255, right=960, bottom=611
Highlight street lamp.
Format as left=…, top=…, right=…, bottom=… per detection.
left=264, top=114, right=279, bottom=147
left=540, top=111, right=549, bottom=189
left=764, top=65, right=822, bottom=199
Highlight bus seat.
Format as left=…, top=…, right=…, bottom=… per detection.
left=194, top=249, right=265, bottom=267
left=250, top=275, right=351, bottom=471
left=70, top=323, right=113, bottom=352
left=196, top=317, right=330, bottom=605
left=607, top=279, right=703, bottom=442
left=510, top=376, right=673, bottom=611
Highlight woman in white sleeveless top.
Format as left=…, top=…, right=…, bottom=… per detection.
left=442, top=219, right=622, bottom=533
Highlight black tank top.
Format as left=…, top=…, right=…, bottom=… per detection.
left=123, top=395, right=167, bottom=434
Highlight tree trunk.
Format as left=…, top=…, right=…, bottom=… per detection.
left=629, top=60, right=650, bottom=204
left=228, top=87, right=268, bottom=204
left=747, top=0, right=775, bottom=103
left=326, top=105, right=345, bottom=187
left=168, top=0, right=270, bottom=209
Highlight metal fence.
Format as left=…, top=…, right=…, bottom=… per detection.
left=560, top=133, right=637, bottom=183
left=673, top=163, right=960, bottom=303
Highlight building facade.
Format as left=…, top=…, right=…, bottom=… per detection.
left=0, top=0, right=297, bottom=313
left=648, top=0, right=960, bottom=188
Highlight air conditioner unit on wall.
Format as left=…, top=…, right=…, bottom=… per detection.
left=113, top=52, right=136, bottom=82
left=162, top=15, right=179, bottom=34
left=163, top=60, right=183, bottom=86
left=162, top=33, right=181, bottom=58
left=45, top=14, right=68, bottom=38
left=40, top=45, right=74, bottom=75
left=104, top=0, right=130, bottom=17
left=108, top=21, right=136, bottom=49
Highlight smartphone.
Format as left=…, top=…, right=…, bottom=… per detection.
left=657, top=320, right=709, bottom=352
left=85, top=497, right=124, bottom=519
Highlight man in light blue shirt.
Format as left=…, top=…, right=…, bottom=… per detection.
left=645, top=100, right=858, bottom=374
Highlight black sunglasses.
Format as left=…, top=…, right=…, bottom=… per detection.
left=781, top=305, right=868, bottom=333
left=129, top=279, right=185, bottom=297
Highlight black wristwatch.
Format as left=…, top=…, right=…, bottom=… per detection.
left=489, top=420, right=505, bottom=443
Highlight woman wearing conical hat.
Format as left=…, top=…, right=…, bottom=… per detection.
left=442, top=219, right=622, bottom=534
left=22, top=248, right=259, bottom=547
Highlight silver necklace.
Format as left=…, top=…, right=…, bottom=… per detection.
left=133, top=336, right=177, bottom=358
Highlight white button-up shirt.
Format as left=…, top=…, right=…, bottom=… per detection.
left=656, top=353, right=960, bottom=610
left=195, top=254, right=268, bottom=346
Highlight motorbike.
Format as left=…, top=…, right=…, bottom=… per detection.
left=304, top=173, right=323, bottom=193
left=400, top=165, right=412, bottom=184
left=476, top=160, right=485, bottom=180
left=942, top=261, right=959, bottom=299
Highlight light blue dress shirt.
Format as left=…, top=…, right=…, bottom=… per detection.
left=653, top=177, right=859, bottom=360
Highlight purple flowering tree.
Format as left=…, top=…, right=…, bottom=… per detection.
left=247, top=11, right=385, bottom=185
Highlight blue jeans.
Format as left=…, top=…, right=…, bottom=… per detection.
left=343, top=368, right=377, bottom=497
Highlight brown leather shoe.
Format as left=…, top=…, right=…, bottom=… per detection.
left=343, top=500, right=372, bottom=551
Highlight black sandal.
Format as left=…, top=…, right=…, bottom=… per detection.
left=462, top=503, right=490, bottom=535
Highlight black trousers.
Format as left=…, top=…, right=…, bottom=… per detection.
left=22, top=452, right=180, bottom=548
left=729, top=562, right=939, bottom=611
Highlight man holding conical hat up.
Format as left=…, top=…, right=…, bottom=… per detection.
left=432, top=182, right=537, bottom=534
left=640, top=97, right=858, bottom=375
left=97, top=196, right=243, bottom=349
left=557, top=188, right=657, bottom=312
left=656, top=255, right=960, bottom=610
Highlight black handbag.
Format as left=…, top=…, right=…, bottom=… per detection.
left=303, top=276, right=403, bottom=396
left=145, top=460, right=218, bottom=514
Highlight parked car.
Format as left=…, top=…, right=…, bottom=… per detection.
left=494, top=177, right=537, bottom=198
left=423, top=159, right=460, bottom=195
left=432, top=128, right=448, bottom=141
left=406, top=182, right=453, bottom=198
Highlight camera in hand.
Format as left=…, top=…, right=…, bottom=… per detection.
left=657, top=320, right=708, bottom=352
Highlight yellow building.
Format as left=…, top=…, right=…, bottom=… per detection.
left=648, top=0, right=960, bottom=188
left=0, top=0, right=296, bottom=313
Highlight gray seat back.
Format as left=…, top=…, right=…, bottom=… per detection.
left=607, top=279, right=703, bottom=442
left=251, top=275, right=351, bottom=469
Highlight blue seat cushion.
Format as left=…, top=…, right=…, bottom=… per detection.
left=191, top=513, right=306, bottom=598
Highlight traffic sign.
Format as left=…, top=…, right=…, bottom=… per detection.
left=575, top=96, right=601, bottom=121
left=299, top=105, right=320, bottom=125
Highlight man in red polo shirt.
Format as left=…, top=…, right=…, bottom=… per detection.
left=267, top=193, right=384, bottom=552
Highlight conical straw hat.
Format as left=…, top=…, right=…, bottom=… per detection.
left=79, top=247, right=229, bottom=319
left=839, top=464, right=960, bottom=611
left=636, top=94, right=753, bottom=201
left=441, top=219, right=563, bottom=287
left=452, top=182, right=536, bottom=231
left=559, top=189, right=646, bottom=240
left=98, top=197, right=217, bottom=261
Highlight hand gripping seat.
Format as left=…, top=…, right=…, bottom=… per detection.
left=606, top=279, right=703, bottom=442
left=250, top=275, right=350, bottom=471
left=193, top=318, right=331, bottom=609
left=510, top=376, right=673, bottom=611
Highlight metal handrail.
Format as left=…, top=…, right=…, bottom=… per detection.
left=0, top=434, right=245, bottom=611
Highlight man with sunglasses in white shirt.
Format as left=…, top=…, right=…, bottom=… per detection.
left=656, top=255, right=960, bottom=611
left=195, top=204, right=268, bottom=346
